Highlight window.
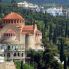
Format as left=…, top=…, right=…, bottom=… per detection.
left=11, top=20, right=13, bottom=23
left=14, top=20, right=16, bottom=23
left=7, top=53, right=10, bottom=57
left=8, top=20, right=10, bottom=23
left=18, top=52, right=20, bottom=56
left=7, top=46, right=10, bottom=50
left=17, top=20, right=19, bottom=23
left=14, top=53, right=16, bottom=56
left=22, top=53, right=23, bottom=57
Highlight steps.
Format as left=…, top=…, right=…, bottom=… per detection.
left=0, top=61, right=16, bottom=69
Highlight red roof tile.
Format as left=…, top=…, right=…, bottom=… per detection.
left=22, top=25, right=34, bottom=31
left=3, top=12, right=24, bottom=20
left=22, top=25, right=34, bottom=34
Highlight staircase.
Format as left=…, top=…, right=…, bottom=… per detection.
left=0, top=61, right=16, bottom=69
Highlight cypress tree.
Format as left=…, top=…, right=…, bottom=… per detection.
left=59, top=38, right=64, bottom=62
left=67, top=56, right=69, bottom=66
left=64, top=56, right=67, bottom=69
left=52, top=29, right=57, bottom=44
left=20, top=61, right=23, bottom=69
left=65, top=22, right=68, bottom=37
left=49, top=24, right=52, bottom=42
left=42, top=18, right=47, bottom=48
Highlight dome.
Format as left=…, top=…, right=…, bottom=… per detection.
left=3, top=12, right=24, bottom=20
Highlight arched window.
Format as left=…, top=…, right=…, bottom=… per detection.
left=8, top=20, right=10, bottom=23
left=18, top=52, right=20, bottom=56
left=11, top=20, right=13, bottom=23
left=22, top=53, right=23, bottom=57
left=14, top=53, right=16, bottom=57
left=17, top=20, right=19, bottom=23
left=7, top=45, right=10, bottom=50
left=14, top=20, right=16, bottom=23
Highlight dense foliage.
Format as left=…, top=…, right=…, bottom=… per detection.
left=27, top=49, right=63, bottom=69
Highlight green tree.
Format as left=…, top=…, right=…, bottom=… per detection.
left=49, top=24, right=53, bottom=42
left=20, top=61, right=23, bottom=69
left=59, top=38, right=64, bottom=62
left=43, top=48, right=62, bottom=69
left=64, top=56, right=67, bottom=69
left=65, top=21, right=68, bottom=37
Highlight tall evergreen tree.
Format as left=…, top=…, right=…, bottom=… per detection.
left=65, top=21, right=68, bottom=37
left=64, top=56, right=67, bottom=69
left=42, top=18, right=47, bottom=48
left=59, top=38, right=64, bottom=62
left=67, top=56, right=69, bottom=66
left=20, top=61, right=23, bottom=69
left=52, top=29, right=57, bottom=44
left=49, top=24, right=52, bottom=42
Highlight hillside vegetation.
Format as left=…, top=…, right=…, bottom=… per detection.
left=0, top=6, right=69, bottom=69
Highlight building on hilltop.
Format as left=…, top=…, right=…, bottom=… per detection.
left=0, top=12, right=43, bottom=63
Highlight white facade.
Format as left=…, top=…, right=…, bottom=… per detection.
left=46, top=7, right=63, bottom=16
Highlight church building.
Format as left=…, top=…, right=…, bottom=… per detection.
left=0, top=12, right=43, bottom=62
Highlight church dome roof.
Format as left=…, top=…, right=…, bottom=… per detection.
left=3, top=12, right=24, bottom=20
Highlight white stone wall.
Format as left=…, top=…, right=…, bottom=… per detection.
left=26, top=34, right=35, bottom=49
left=35, top=35, right=43, bottom=50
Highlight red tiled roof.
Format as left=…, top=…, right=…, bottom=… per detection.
left=22, top=25, right=34, bottom=31
left=22, top=25, right=34, bottom=34
left=3, top=12, right=24, bottom=20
